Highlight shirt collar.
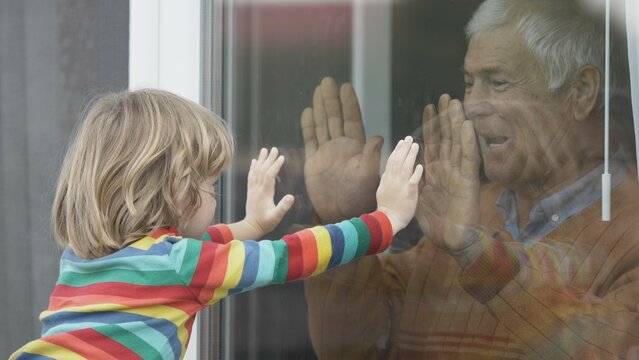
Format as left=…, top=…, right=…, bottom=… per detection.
left=495, top=149, right=628, bottom=244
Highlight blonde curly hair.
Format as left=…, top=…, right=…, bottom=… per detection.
left=52, top=89, right=234, bottom=259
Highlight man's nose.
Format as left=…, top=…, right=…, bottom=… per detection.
left=463, top=89, right=493, bottom=120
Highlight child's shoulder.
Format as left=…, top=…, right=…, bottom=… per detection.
left=63, top=229, right=197, bottom=262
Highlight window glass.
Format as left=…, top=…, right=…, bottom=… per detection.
left=0, top=1, right=128, bottom=357
left=215, top=0, right=635, bottom=358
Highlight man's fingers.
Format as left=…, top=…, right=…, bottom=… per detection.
left=328, top=116, right=345, bottom=139
left=460, top=120, right=481, bottom=180
left=301, top=107, right=318, bottom=159
left=313, top=86, right=330, bottom=145
left=362, top=136, right=383, bottom=167
left=341, top=83, right=366, bottom=144
left=423, top=104, right=440, bottom=164
left=320, top=77, right=343, bottom=121
left=449, top=99, right=464, bottom=167
left=438, top=94, right=452, bottom=161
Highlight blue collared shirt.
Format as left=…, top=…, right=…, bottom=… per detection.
left=495, top=150, right=628, bottom=244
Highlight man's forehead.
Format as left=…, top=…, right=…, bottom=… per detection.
left=463, top=30, right=530, bottom=74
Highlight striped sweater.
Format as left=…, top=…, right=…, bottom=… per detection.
left=306, top=176, right=639, bottom=359
left=11, top=211, right=392, bottom=360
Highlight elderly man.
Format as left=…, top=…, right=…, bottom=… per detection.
left=302, top=0, right=638, bottom=359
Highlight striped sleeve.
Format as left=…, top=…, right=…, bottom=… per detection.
left=167, top=211, right=393, bottom=306
left=200, top=224, right=234, bottom=244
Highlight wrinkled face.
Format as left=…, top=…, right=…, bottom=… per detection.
left=179, top=179, right=218, bottom=239
left=463, top=25, right=573, bottom=189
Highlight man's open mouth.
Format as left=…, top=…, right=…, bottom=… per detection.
left=485, top=136, right=509, bottom=148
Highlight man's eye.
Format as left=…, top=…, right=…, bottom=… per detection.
left=490, top=80, right=508, bottom=89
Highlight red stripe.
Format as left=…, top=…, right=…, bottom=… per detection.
left=189, top=241, right=217, bottom=301
left=207, top=226, right=224, bottom=243
left=216, top=225, right=234, bottom=243
left=69, top=329, right=142, bottom=359
left=45, top=330, right=142, bottom=359
left=371, top=211, right=393, bottom=251
left=198, top=242, right=231, bottom=303
left=361, top=214, right=382, bottom=255
left=298, top=229, right=318, bottom=277
left=51, top=283, right=195, bottom=301
left=184, top=315, right=196, bottom=346
left=151, top=227, right=178, bottom=238
left=283, top=234, right=303, bottom=281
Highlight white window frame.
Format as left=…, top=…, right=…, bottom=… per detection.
left=129, top=1, right=202, bottom=359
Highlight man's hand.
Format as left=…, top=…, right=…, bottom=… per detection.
left=417, top=95, right=481, bottom=251
left=229, top=147, right=295, bottom=240
left=301, top=77, right=383, bottom=224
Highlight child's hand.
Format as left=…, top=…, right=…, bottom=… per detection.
left=376, top=136, right=423, bottom=235
left=241, top=147, right=295, bottom=239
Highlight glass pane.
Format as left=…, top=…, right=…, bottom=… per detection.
left=215, top=0, right=635, bottom=358
left=0, top=1, right=128, bottom=357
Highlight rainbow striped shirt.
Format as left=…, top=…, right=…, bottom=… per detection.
left=11, top=211, right=392, bottom=360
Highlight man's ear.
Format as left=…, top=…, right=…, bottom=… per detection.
left=567, top=65, right=601, bottom=121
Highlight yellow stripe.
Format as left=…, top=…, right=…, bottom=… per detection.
left=15, top=340, right=86, bottom=360
left=40, top=303, right=194, bottom=358
left=129, top=235, right=171, bottom=250
left=40, top=303, right=127, bottom=319
left=311, top=226, right=332, bottom=275
left=212, top=241, right=245, bottom=302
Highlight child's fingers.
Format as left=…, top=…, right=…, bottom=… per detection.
left=409, top=164, right=424, bottom=185
left=256, top=148, right=268, bottom=170
left=247, top=158, right=257, bottom=185
left=265, top=155, right=285, bottom=185
left=263, top=147, right=279, bottom=169
left=387, top=136, right=413, bottom=173
left=274, top=194, right=295, bottom=220
left=257, top=147, right=278, bottom=174
left=402, top=143, right=420, bottom=176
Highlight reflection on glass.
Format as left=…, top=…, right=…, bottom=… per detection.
left=221, top=0, right=636, bottom=358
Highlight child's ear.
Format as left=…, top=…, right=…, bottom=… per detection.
left=567, top=65, right=601, bottom=122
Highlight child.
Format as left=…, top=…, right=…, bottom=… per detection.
left=11, top=89, right=423, bottom=360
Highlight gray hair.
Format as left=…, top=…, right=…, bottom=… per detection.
left=466, top=0, right=604, bottom=91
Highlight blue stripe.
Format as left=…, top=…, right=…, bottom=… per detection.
left=61, top=242, right=168, bottom=262
left=41, top=311, right=181, bottom=357
left=251, top=241, right=275, bottom=289
left=326, top=224, right=345, bottom=269
left=228, top=241, right=260, bottom=295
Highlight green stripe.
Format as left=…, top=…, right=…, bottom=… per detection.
left=247, top=241, right=275, bottom=290
left=351, top=218, right=370, bottom=259
left=95, top=324, right=163, bottom=359
left=58, top=269, right=182, bottom=286
left=175, top=239, right=202, bottom=284
left=118, top=321, right=176, bottom=360
left=337, top=220, right=359, bottom=264
left=200, top=232, right=212, bottom=241
left=271, top=240, right=288, bottom=284
left=60, top=257, right=174, bottom=274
